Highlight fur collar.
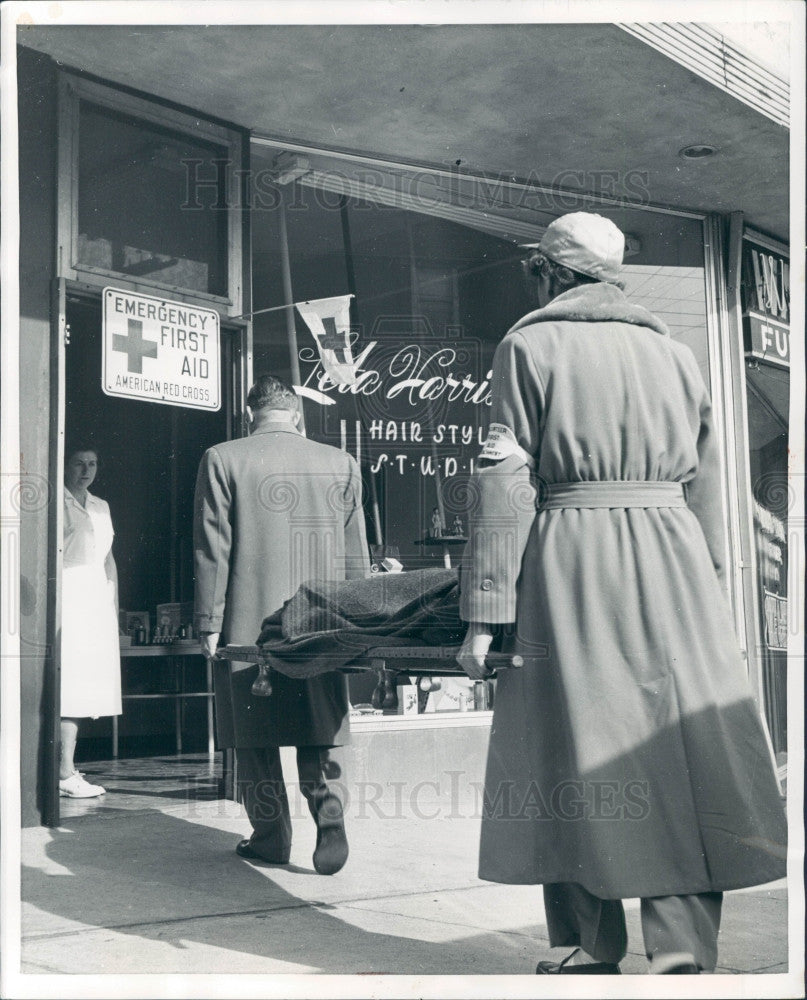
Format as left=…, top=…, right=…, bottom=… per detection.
left=509, top=282, right=669, bottom=337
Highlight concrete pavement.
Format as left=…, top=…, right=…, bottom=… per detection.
left=17, top=753, right=798, bottom=994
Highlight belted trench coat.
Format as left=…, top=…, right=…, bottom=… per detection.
left=194, top=421, right=369, bottom=748
left=460, top=282, right=786, bottom=898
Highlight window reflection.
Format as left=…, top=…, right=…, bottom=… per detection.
left=77, top=101, right=229, bottom=296
left=621, top=265, right=709, bottom=384
left=251, top=174, right=711, bottom=717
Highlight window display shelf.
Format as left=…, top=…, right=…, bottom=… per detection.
left=120, top=643, right=202, bottom=656
left=114, top=645, right=213, bottom=758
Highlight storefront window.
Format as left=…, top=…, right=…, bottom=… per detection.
left=251, top=163, right=709, bottom=718
left=621, top=263, right=710, bottom=384
left=77, top=100, right=229, bottom=296
left=740, top=233, right=789, bottom=756
left=252, top=185, right=526, bottom=565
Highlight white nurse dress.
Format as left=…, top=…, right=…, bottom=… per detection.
left=61, top=489, right=122, bottom=718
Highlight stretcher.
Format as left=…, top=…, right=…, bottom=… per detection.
left=216, top=644, right=522, bottom=711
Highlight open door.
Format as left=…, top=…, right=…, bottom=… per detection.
left=47, top=284, right=248, bottom=822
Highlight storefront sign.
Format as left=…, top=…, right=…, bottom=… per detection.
left=741, top=241, right=789, bottom=369
left=745, top=312, right=790, bottom=368
left=297, top=329, right=494, bottom=483
left=297, top=338, right=493, bottom=410
left=102, top=287, right=220, bottom=410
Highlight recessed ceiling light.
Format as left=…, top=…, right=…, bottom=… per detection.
left=679, top=144, right=718, bottom=160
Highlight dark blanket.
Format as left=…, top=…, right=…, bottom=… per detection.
left=256, top=568, right=464, bottom=679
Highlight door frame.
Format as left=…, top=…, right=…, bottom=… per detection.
left=45, top=280, right=250, bottom=824
left=42, top=278, right=68, bottom=827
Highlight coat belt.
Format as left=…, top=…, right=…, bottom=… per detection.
left=541, top=481, right=686, bottom=509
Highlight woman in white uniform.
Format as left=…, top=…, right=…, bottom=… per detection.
left=60, top=444, right=122, bottom=797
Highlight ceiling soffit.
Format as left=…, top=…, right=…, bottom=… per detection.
left=17, top=23, right=790, bottom=240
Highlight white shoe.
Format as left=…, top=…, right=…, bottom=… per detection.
left=59, top=771, right=106, bottom=798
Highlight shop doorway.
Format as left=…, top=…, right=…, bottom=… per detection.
left=58, top=292, right=239, bottom=794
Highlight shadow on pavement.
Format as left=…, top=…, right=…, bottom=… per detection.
left=22, top=807, right=543, bottom=975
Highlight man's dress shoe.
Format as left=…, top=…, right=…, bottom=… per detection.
left=650, top=953, right=700, bottom=974
left=536, top=948, right=621, bottom=974
left=312, top=794, right=349, bottom=875
left=235, top=839, right=289, bottom=864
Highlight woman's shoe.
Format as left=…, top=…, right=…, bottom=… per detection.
left=536, top=948, right=621, bottom=974
left=59, top=771, right=106, bottom=798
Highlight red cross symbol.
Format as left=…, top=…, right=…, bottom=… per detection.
left=318, top=317, right=350, bottom=364
left=113, top=319, right=158, bottom=374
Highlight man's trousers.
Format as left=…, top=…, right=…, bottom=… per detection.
left=236, top=745, right=345, bottom=862
left=544, top=881, right=724, bottom=972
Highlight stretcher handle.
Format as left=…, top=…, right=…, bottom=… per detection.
left=367, top=648, right=522, bottom=667
left=217, top=644, right=522, bottom=668
left=216, top=644, right=521, bottom=699
left=215, top=644, right=261, bottom=662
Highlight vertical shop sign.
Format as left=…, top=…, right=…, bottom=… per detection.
left=741, top=241, right=790, bottom=368
left=102, top=287, right=221, bottom=410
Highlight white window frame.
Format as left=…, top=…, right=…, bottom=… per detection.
left=57, top=72, right=243, bottom=317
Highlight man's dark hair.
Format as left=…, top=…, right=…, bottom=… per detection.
left=247, top=374, right=299, bottom=412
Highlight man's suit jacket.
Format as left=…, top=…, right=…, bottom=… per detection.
left=193, top=419, right=369, bottom=748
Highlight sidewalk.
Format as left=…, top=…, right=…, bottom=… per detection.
left=20, top=754, right=790, bottom=981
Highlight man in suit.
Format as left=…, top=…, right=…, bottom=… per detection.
left=194, top=375, right=369, bottom=874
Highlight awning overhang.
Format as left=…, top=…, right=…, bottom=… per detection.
left=17, top=21, right=790, bottom=240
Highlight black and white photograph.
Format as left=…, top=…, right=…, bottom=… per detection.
left=0, top=2, right=804, bottom=997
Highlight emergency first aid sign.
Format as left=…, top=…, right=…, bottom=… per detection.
left=102, top=287, right=221, bottom=410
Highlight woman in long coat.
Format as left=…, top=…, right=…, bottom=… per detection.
left=458, top=213, right=787, bottom=974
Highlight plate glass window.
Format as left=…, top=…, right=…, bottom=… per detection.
left=77, top=100, right=229, bottom=297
